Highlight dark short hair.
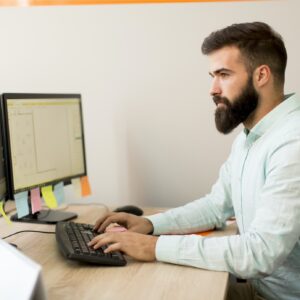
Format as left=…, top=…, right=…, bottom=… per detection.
left=201, top=22, right=287, bottom=85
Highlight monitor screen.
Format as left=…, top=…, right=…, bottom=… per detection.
left=2, top=93, right=86, bottom=197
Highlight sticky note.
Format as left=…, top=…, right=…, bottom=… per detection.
left=14, top=191, right=30, bottom=218
left=80, top=176, right=91, bottom=197
left=195, top=230, right=214, bottom=236
left=54, top=182, right=65, bottom=205
left=0, top=200, right=12, bottom=225
left=41, top=186, right=58, bottom=209
left=71, top=178, right=81, bottom=198
left=30, top=187, right=42, bottom=214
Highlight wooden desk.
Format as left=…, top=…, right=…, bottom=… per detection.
left=1, top=202, right=236, bottom=300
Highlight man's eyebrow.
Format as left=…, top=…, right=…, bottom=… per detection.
left=209, top=68, right=233, bottom=77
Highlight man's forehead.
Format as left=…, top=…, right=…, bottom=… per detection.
left=208, top=46, right=244, bottom=73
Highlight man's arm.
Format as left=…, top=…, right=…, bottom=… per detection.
left=146, top=156, right=235, bottom=235
left=93, top=143, right=235, bottom=236
left=89, top=152, right=235, bottom=262
left=154, top=137, right=300, bottom=278
left=90, top=149, right=235, bottom=260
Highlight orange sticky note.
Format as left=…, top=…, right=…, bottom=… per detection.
left=80, top=176, right=91, bottom=197
left=195, top=230, right=214, bottom=236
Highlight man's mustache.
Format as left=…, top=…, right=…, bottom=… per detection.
left=213, top=96, right=230, bottom=106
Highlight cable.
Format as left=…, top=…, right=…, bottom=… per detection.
left=1, top=230, right=55, bottom=240
left=66, top=202, right=110, bottom=213
left=1, top=200, right=16, bottom=215
left=1, top=199, right=15, bottom=215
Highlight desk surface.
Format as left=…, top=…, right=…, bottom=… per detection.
left=1, top=202, right=236, bottom=300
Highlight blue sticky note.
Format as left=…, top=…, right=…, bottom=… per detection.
left=54, top=182, right=65, bottom=205
left=14, top=191, right=30, bottom=218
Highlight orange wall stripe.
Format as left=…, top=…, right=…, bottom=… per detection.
left=0, top=0, right=265, bottom=6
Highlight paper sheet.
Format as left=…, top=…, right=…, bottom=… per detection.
left=0, top=239, right=46, bottom=300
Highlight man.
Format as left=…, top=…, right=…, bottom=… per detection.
left=88, top=22, right=300, bottom=300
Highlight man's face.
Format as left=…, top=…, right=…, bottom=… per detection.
left=208, top=46, right=259, bottom=134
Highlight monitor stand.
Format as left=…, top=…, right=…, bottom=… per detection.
left=10, top=209, right=77, bottom=224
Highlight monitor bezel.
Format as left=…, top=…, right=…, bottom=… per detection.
left=0, top=97, right=8, bottom=200
left=1, top=93, right=87, bottom=199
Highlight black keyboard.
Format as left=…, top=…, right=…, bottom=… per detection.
left=55, top=221, right=127, bottom=266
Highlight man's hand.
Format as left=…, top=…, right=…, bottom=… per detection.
left=93, top=212, right=154, bottom=234
left=88, top=231, right=158, bottom=262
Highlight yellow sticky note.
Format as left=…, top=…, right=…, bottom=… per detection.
left=80, top=176, right=91, bottom=197
left=0, top=201, right=12, bottom=225
left=41, top=186, right=58, bottom=208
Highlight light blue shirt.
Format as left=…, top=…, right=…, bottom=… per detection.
left=146, top=93, right=300, bottom=300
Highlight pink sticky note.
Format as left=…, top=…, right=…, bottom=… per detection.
left=31, top=187, right=42, bottom=214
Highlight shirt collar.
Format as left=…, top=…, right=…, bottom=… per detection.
left=243, top=93, right=300, bottom=145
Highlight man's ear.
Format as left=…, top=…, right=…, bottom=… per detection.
left=253, top=65, right=271, bottom=88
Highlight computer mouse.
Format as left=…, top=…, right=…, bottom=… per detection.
left=114, top=205, right=143, bottom=216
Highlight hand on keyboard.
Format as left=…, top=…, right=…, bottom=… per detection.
left=93, top=212, right=153, bottom=234
left=56, top=222, right=127, bottom=266
left=88, top=231, right=158, bottom=262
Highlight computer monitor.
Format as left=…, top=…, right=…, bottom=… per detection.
left=0, top=119, right=7, bottom=201
left=1, top=93, right=87, bottom=224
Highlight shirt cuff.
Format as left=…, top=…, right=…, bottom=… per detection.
left=155, top=235, right=185, bottom=263
left=155, top=234, right=205, bottom=265
left=144, top=213, right=171, bottom=235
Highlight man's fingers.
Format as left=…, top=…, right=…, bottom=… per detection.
left=88, top=231, right=157, bottom=261
left=93, top=212, right=114, bottom=231
left=98, top=218, right=117, bottom=233
left=104, top=242, right=121, bottom=253
left=88, top=232, right=125, bottom=251
left=98, top=213, right=127, bottom=233
left=87, top=235, right=99, bottom=247
left=94, top=213, right=120, bottom=232
left=88, top=233, right=112, bottom=249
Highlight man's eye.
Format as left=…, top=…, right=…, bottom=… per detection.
left=220, top=73, right=229, bottom=78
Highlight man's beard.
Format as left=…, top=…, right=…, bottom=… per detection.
left=213, top=77, right=259, bottom=134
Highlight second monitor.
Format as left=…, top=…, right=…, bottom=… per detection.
left=1, top=93, right=87, bottom=223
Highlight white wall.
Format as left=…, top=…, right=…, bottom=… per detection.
left=0, top=0, right=299, bottom=207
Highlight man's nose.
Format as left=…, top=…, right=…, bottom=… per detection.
left=210, top=79, right=221, bottom=96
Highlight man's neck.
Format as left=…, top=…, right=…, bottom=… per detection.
left=244, top=91, right=285, bottom=130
